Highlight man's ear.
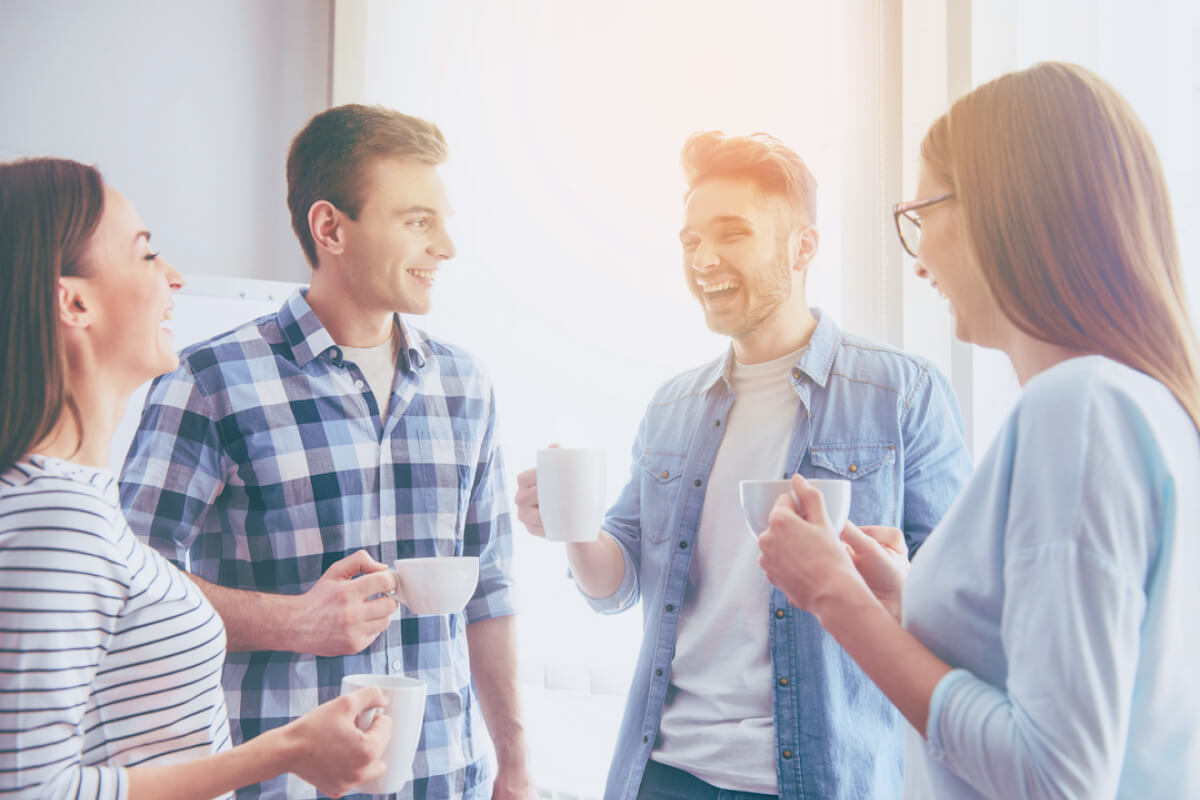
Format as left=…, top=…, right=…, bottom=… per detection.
left=789, top=224, right=819, bottom=272
left=58, top=277, right=93, bottom=329
left=309, top=200, right=347, bottom=258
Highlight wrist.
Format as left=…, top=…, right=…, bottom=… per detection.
left=811, top=570, right=880, bottom=630
left=242, top=723, right=296, bottom=785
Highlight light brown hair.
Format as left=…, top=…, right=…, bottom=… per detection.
left=681, top=131, right=818, bottom=224
left=0, top=158, right=104, bottom=473
left=922, top=61, right=1200, bottom=429
left=287, top=104, right=448, bottom=267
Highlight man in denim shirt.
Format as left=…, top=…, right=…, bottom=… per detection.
left=516, top=132, right=970, bottom=799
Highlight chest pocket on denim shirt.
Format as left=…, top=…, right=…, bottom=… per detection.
left=637, top=452, right=687, bottom=543
left=809, top=443, right=897, bottom=527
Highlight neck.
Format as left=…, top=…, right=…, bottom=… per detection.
left=307, top=269, right=394, bottom=348
left=1003, top=326, right=1089, bottom=386
left=732, top=302, right=818, bottom=365
left=29, top=363, right=131, bottom=470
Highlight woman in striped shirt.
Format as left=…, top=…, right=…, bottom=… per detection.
left=0, top=158, right=394, bottom=799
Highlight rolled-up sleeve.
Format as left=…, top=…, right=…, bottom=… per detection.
left=463, top=387, right=516, bottom=624
left=118, top=364, right=227, bottom=568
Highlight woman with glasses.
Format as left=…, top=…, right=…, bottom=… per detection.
left=755, top=61, right=1200, bottom=798
left=0, top=158, right=395, bottom=799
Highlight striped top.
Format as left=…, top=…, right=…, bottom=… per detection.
left=0, top=456, right=231, bottom=800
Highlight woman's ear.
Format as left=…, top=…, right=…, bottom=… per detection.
left=57, top=277, right=92, bottom=329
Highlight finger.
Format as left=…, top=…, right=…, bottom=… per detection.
left=353, top=569, right=398, bottom=598
left=790, top=474, right=831, bottom=529
left=363, top=705, right=392, bottom=738
left=326, top=550, right=385, bottom=580
left=548, top=442, right=561, bottom=449
left=516, top=468, right=538, bottom=490
left=840, top=522, right=883, bottom=555
left=514, top=484, right=539, bottom=508
left=344, top=685, right=387, bottom=715
left=860, top=525, right=907, bottom=553
left=361, top=594, right=401, bottom=621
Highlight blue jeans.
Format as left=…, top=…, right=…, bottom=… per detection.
left=636, top=760, right=778, bottom=800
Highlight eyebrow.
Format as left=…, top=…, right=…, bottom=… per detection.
left=396, top=206, right=440, bottom=216
left=679, top=215, right=755, bottom=238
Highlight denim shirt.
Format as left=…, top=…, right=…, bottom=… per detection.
left=588, top=310, right=971, bottom=800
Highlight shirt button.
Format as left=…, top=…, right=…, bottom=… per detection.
left=655, top=668, right=663, bottom=676
left=665, top=604, right=675, bottom=613
left=391, top=659, right=402, bottom=670
left=848, top=464, right=857, bottom=473
left=693, top=479, right=702, bottom=487
left=678, top=541, right=688, bottom=549
left=661, top=471, right=669, bottom=479
left=643, top=735, right=649, bottom=743
left=779, top=678, right=789, bottom=687
left=355, top=380, right=365, bottom=390
left=782, top=749, right=793, bottom=759
left=775, top=609, right=785, bottom=619
left=382, top=515, right=394, bottom=526
left=791, top=369, right=801, bottom=380
left=715, top=420, right=721, bottom=427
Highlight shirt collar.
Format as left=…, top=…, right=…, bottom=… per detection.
left=278, top=288, right=429, bottom=372
left=698, top=307, right=841, bottom=393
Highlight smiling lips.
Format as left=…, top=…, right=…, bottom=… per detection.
left=407, top=268, right=437, bottom=283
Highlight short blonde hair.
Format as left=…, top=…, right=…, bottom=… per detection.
left=681, top=131, right=817, bottom=224
left=922, top=61, right=1200, bottom=430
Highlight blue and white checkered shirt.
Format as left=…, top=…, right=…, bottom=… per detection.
left=119, top=289, right=515, bottom=800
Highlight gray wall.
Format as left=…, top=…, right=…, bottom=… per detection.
left=0, top=0, right=331, bottom=281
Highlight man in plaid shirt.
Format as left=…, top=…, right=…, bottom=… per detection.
left=119, top=106, right=532, bottom=800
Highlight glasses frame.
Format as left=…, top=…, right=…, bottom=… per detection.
left=891, top=193, right=955, bottom=258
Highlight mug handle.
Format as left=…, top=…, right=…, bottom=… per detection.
left=387, top=566, right=409, bottom=608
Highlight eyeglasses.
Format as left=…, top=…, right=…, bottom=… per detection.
left=891, top=193, right=954, bottom=258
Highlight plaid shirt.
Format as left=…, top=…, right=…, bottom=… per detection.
left=119, top=290, right=515, bottom=800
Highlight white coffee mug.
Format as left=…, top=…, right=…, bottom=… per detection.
left=340, top=674, right=426, bottom=795
left=388, top=556, right=479, bottom=618
left=536, top=447, right=606, bottom=542
left=739, top=478, right=851, bottom=538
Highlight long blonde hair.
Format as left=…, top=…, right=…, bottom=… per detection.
left=922, top=61, right=1200, bottom=430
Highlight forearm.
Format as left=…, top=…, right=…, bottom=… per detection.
left=465, top=615, right=530, bottom=776
left=815, top=581, right=951, bottom=737
left=565, top=531, right=626, bottom=599
left=127, top=726, right=291, bottom=800
left=187, top=574, right=302, bottom=653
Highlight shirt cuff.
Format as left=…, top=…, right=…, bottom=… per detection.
left=925, top=667, right=975, bottom=762
left=571, top=531, right=638, bottom=613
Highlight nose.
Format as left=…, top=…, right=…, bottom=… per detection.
left=428, top=225, right=455, bottom=260
left=690, top=239, right=719, bottom=271
left=163, top=258, right=186, bottom=291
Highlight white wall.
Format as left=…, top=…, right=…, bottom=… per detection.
left=0, top=0, right=331, bottom=282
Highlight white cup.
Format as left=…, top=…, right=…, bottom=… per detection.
left=340, top=674, right=426, bottom=795
left=739, top=478, right=852, bottom=538
left=536, top=448, right=606, bottom=542
left=387, top=556, right=479, bottom=618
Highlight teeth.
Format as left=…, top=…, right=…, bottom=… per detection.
left=408, top=269, right=435, bottom=280
left=700, top=280, right=740, bottom=293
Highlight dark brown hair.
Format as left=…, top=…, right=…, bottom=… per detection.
left=286, top=104, right=448, bottom=267
left=0, top=158, right=104, bottom=474
left=681, top=131, right=818, bottom=224
left=922, top=61, right=1200, bottom=430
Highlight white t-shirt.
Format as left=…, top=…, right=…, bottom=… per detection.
left=341, top=332, right=400, bottom=418
left=652, top=345, right=805, bottom=793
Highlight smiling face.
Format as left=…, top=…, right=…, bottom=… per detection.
left=680, top=176, right=803, bottom=341
left=336, top=157, right=456, bottom=316
left=911, top=165, right=1007, bottom=347
left=70, top=185, right=185, bottom=387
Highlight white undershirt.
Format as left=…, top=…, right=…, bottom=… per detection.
left=340, top=333, right=400, bottom=418
left=653, top=345, right=805, bottom=794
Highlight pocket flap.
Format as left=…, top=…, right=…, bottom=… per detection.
left=638, top=452, right=687, bottom=484
left=809, top=443, right=895, bottom=480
